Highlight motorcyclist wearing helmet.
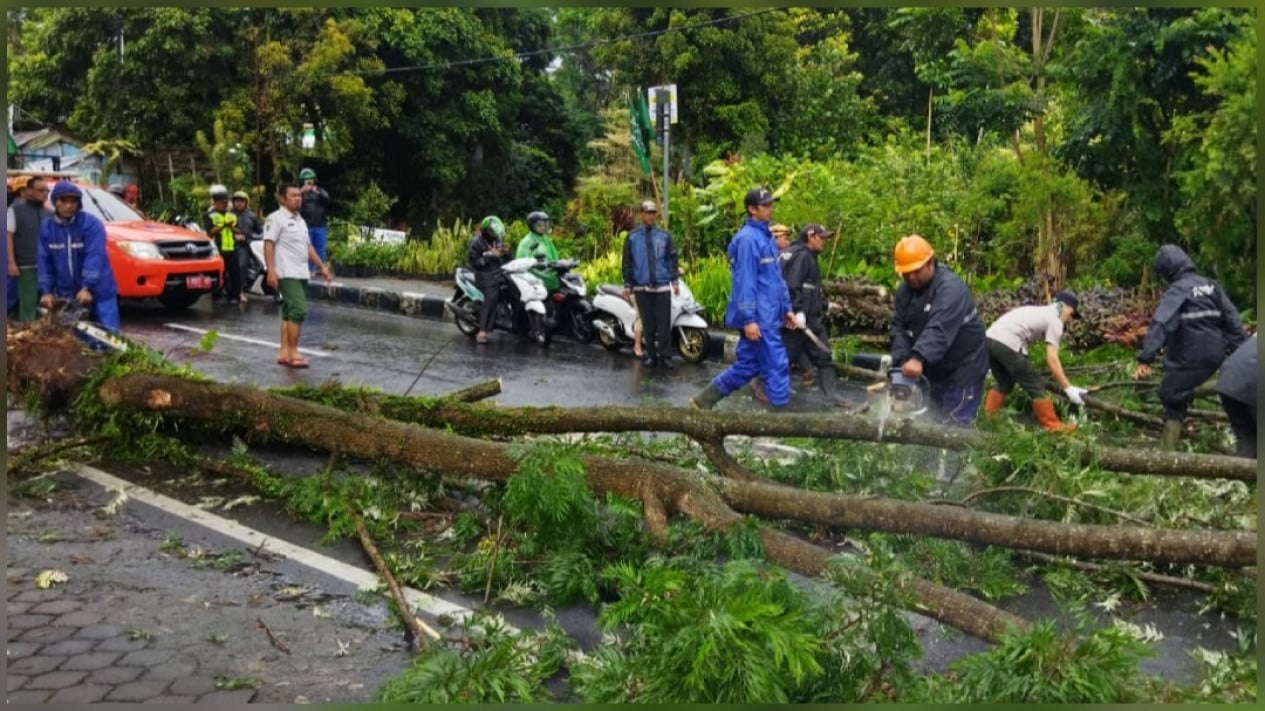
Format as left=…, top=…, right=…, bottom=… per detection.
left=516, top=210, right=559, bottom=262
left=890, top=234, right=988, bottom=426
left=231, top=190, right=264, bottom=303
left=204, top=184, right=242, bottom=303
left=37, top=181, right=121, bottom=331
left=298, top=168, right=331, bottom=271
left=468, top=216, right=512, bottom=343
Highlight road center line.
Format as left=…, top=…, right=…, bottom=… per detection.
left=67, top=462, right=487, bottom=628
left=163, top=323, right=331, bottom=357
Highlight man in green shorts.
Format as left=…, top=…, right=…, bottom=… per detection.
left=263, top=181, right=332, bottom=368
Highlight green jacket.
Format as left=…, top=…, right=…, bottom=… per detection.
left=516, top=231, right=559, bottom=262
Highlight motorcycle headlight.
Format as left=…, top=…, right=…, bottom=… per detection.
left=116, top=241, right=165, bottom=260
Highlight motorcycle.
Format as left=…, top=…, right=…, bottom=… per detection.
left=445, top=257, right=552, bottom=346
left=590, top=275, right=710, bottom=363
left=529, top=259, right=596, bottom=342
left=242, top=238, right=283, bottom=302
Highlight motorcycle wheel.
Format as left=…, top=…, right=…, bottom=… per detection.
left=530, top=312, right=551, bottom=347
left=570, top=310, right=595, bottom=343
left=595, top=315, right=623, bottom=352
left=676, top=326, right=708, bottom=363
left=453, top=298, right=480, bottom=337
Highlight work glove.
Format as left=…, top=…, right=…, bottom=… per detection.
left=1064, top=386, right=1087, bottom=406
left=794, top=312, right=806, bottom=330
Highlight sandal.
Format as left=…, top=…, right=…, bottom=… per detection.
left=286, top=357, right=311, bottom=369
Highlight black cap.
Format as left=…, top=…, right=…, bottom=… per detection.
left=743, top=187, right=776, bottom=207
left=1054, top=290, right=1079, bottom=317
left=800, top=223, right=833, bottom=240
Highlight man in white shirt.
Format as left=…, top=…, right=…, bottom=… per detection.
left=983, top=290, right=1086, bottom=432
left=263, top=182, right=332, bottom=368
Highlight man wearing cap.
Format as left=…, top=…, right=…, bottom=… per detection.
left=690, top=187, right=796, bottom=410
left=890, top=234, right=988, bottom=425
left=7, top=176, right=52, bottom=322
left=623, top=200, right=680, bottom=369
left=37, top=181, right=120, bottom=331
left=983, top=291, right=1085, bottom=432
left=781, top=223, right=848, bottom=405
left=298, top=168, right=331, bottom=272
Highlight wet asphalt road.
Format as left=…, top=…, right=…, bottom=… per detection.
left=117, top=296, right=729, bottom=407
left=92, top=296, right=1244, bottom=684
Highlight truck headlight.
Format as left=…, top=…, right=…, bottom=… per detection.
left=116, top=241, right=165, bottom=260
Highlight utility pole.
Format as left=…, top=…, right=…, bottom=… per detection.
left=656, top=87, right=670, bottom=229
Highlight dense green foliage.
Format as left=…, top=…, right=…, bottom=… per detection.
left=7, top=6, right=1254, bottom=302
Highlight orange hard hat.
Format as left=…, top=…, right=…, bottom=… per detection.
left=894, top=234, right=934, bottom=275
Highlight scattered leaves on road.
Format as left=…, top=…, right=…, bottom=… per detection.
left=34, top=569, right=69, bottom=588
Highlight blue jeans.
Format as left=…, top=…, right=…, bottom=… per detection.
left=713, top=329, right=791, bottom=407
left=91, top=295, right=121, bottom=332
left=308, top=226, right=327, bottom=270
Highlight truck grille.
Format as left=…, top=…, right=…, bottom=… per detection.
left=158, top=240, right=216, bottom=260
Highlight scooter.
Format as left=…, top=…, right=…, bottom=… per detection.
left=590, top=275, right=709, bottom=363
left=530, top=259, right=596, bottom=342
left=242, top=239, right=283, bottom=302
left=445, top=257, right=552, bottom=346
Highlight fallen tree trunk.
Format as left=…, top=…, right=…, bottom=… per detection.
left=345, top=396, right=1256, bottom=483
left=98, top=374, right=1255, bottom=568
left=96, top=372, right=1027, bottom=642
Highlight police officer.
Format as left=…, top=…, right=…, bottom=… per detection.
left=204, top=185, right=241, bottom=303
left=890, top=234, right=988, bottom=425
left=1134, top=244, right=1247, bottom=450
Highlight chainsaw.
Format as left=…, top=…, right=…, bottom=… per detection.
left=39, top=300, right=130, bottom=353
left=865, top=366, right=930, bottom=415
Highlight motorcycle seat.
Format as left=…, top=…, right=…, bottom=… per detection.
left=455, top=267, right=473, bottom=282
left=597, top=284, right=625, bottom=297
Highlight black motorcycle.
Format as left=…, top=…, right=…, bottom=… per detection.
left=530, top=259, right=596, bottom=342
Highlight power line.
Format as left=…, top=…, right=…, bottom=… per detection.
left=334, top=8, right=779, bottom=78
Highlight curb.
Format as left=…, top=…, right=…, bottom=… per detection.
left=306, top=280, right=739, bottom=363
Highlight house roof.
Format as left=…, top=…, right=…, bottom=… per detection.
left=14, top=127, right=82, bottom=150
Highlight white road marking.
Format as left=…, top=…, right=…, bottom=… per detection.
left=163, top=323, right=331, bottom=357
left=67, top=462, right=490, bottom=628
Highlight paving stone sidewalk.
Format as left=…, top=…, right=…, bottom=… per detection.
left=6, top=467, right=414, bottom=704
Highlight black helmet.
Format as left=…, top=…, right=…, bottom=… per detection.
left=526, top=211, right=551, bottom=233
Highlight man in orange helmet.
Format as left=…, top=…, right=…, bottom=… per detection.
left=890, top=234, right=988, bottom=425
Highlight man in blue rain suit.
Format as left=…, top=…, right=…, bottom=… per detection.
left=690, top=187, right=796, bottom=410
left=37, top=181, right=120, bottom=331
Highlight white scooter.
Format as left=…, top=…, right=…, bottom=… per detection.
left=446, top=257, right=552, bottom=345
left=243, top=239, right=282, bottom=302
left=590, top=276, right=709, bottom=363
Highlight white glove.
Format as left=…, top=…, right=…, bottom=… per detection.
left=794, top=312, right=806, bottom=330
left=1064, top=386, right=1087, bottom=406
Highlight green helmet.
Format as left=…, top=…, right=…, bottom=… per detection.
left=481, top=216, right=505, bottom=241
left=231, top=190, right=249, bottom=201
left=299, top=168, right=316, bottom=181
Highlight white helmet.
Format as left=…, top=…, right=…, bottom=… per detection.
left=209, top=184, right=229, bottom=200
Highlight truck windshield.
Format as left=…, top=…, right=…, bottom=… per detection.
left=76, top=185, right=145, bottom=223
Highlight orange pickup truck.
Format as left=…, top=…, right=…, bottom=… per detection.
left=8, top=172, right=224, bottom=309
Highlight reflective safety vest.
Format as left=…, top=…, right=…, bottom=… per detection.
left=209, top=211, right=238, bottom=251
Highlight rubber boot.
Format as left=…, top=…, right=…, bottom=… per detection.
left=1032, top=399, right=1076, bottom=433
left=689, top=383, right=724, bottom=410
left=818, top=365, right=851, bottom=409
left=1159, top=419, right=1182, bottom=451
left=983, top=389, right=1006, bottom=414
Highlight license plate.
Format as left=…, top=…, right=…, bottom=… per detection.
left=186, top=275, right=213, bottom=290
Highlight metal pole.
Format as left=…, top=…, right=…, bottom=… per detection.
left=657, top=88, right=670, bottom=229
